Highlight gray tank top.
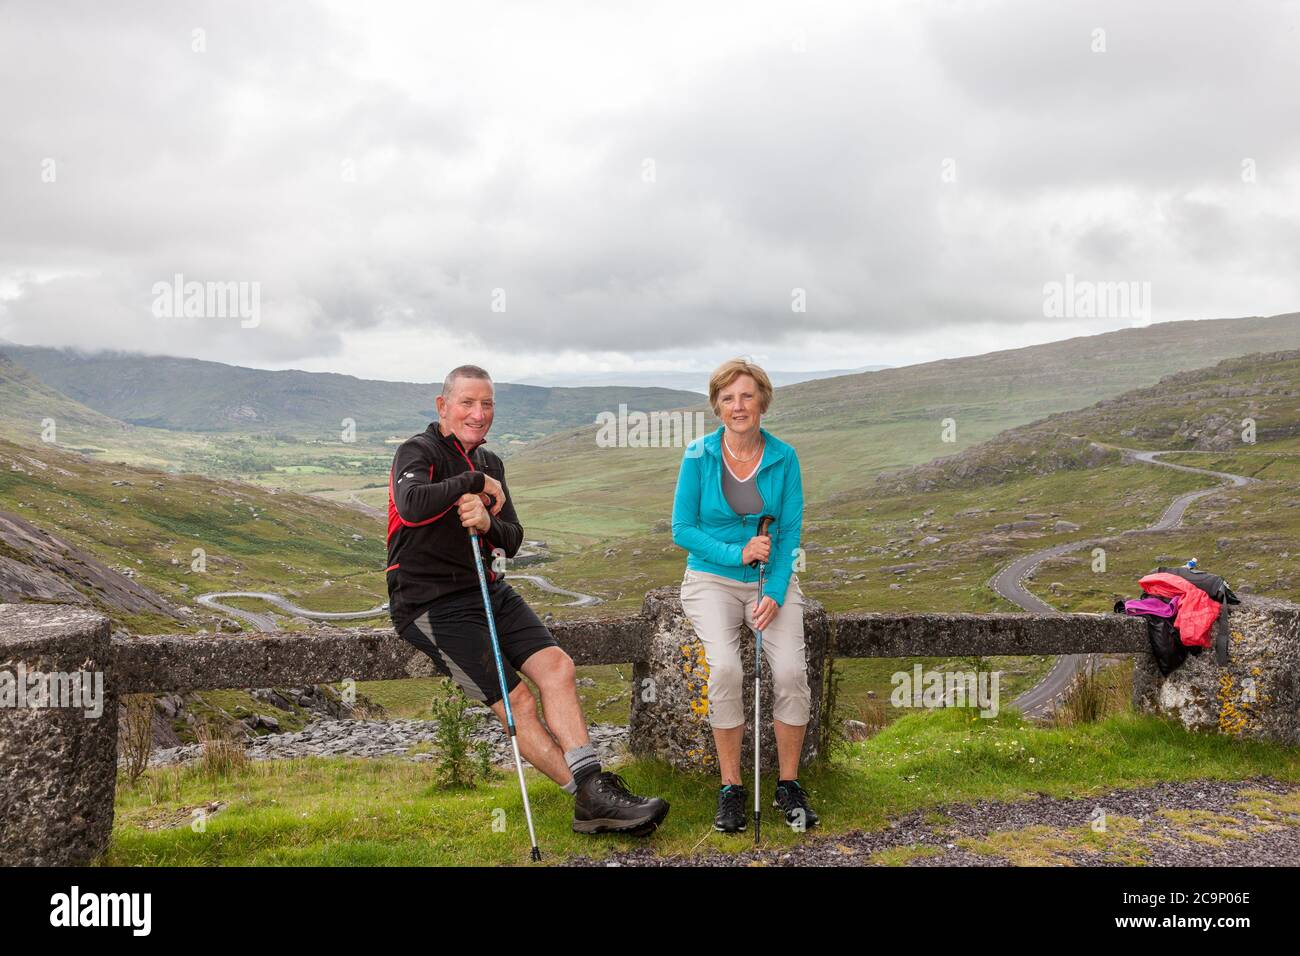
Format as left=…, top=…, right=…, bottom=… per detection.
left=721, top=453, right=764, bottom=515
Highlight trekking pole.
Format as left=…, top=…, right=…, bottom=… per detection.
left=749, top=514, right=775, bottom=845
left=469, top=504, right=542, bottom=863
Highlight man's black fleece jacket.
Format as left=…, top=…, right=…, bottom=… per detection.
left=385, top=422, right=524, bottom=633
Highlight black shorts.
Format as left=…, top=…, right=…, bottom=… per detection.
left=397, top=580, right=558, bottom=706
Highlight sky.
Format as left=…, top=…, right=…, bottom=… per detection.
left=2, top=0, right=1298, bottom=385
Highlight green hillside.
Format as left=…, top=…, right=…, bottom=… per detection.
left=0, top=352, right=132, bottom=437
left=0, top=351, right=281, bottom=479
left=0, top=344, right=703, bottom=444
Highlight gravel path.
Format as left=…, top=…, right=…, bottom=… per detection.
left=566, top=777, right=1300, bottom=867
left=142, top=715, right=630, bottom=769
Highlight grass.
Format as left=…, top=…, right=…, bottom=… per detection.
left=104, top=705, right=1300, bottom=866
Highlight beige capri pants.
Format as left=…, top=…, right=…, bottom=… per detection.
left=679, top=568, right=811, bottom=729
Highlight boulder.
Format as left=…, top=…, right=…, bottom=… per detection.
left=628, top=586, right=828, bottom=773
left=1132, top=600, right=1300, bottom=745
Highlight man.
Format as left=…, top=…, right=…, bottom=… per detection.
left=386, top=364, right=669, bottom=835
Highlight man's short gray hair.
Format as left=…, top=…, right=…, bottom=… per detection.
left=442, top=364, right=493, bottom=399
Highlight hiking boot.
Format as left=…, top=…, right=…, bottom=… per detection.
left=714, top=783, right=748, bottom=833
left=573, top=771, right=670, bottom=835
left=773, top=780, right=819, bottom=831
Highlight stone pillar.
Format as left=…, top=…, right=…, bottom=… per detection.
left=0, top=604, right=117, bottom=866
left=629, top=586, right=828, bottom=773
left=1132, top=601, right=1300, bottom=745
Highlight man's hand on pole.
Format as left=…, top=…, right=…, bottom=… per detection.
left=458, top=493, right=492, bottom=533
left=479, top=475, right=506, bottom=515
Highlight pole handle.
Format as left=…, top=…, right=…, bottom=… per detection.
left=747, top=513, right=776, bottom=569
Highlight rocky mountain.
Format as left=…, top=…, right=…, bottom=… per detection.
left=0, top=508, right=180, bottom=621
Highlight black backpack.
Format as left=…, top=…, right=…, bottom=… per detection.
left=1113, top=594, right=1200, bottom=676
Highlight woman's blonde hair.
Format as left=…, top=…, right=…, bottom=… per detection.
left=708, top=358, right=774, bottom=418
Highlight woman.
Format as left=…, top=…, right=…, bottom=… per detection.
left=671, top=358, right=818, bottom=833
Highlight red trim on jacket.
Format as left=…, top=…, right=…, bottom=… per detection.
left=386, top=457, right=457, bottom=543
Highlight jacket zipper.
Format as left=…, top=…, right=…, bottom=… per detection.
left=717, top=439, right=767, bottom=580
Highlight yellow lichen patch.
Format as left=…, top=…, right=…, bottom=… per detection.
left=1216, top=673, right=1254, bottom=735
left=1233, top=788, right=1300, bottom=826
left=871, top=844, right=945, bottom=866
left=956, top=815, right=1148, bottom=866
left=684, top=746, right=716, bottom=767
left=680, top=641, right=711, bottom=717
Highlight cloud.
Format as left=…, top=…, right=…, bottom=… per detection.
left=1, top=0, right=1297, bottom=381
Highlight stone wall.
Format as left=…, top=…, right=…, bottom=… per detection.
left=3, top=594, right=1296, bottom=865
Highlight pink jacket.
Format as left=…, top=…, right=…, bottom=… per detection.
left=1138, top=572, right=1222, bottom=648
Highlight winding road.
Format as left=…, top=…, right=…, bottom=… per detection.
left=508, top=573, right=603, bottom=607
left=998, top=447, right=1256, bottom=718
left=195, top=591, right=388, bottom=632
left=196, top=543, right=600, bottom=632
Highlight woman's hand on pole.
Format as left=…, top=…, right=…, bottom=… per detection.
left=752, top=595, right=778, bottom=631
left=741, top=535, right=771, bottom=566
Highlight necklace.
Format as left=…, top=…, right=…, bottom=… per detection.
left=723, top=432, right=763, bottom=462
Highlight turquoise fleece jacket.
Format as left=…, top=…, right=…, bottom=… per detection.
left=671, top=425, right=804, bottom=606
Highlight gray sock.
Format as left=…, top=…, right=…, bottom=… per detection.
left=561, top=778, right=578, bottom=796
left=564, top=742, right=601, bottom=790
